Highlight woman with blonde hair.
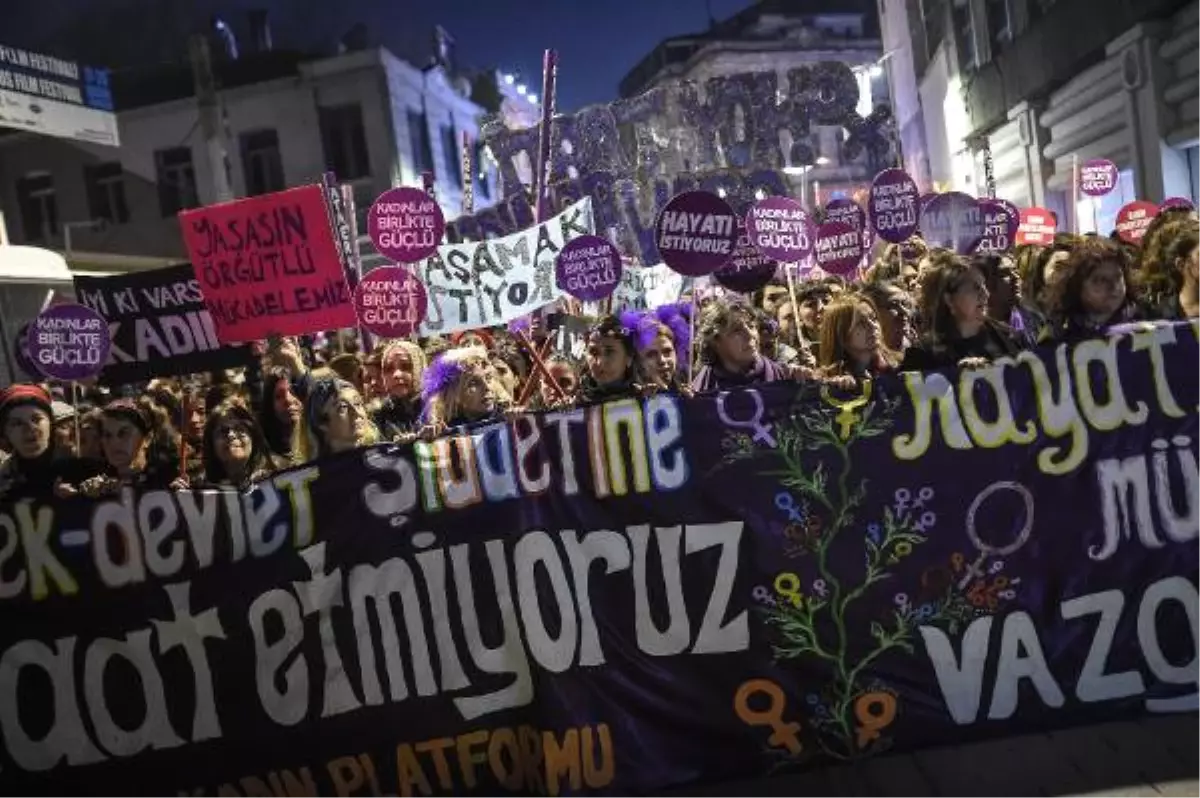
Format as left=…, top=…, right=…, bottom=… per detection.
left=373, top=340, right=428, bottom=440
left=817, top=295, right=898, bottom=382
left=294, top=377, right=380, bottom=463
left=421, top=346, right=514, bottom=434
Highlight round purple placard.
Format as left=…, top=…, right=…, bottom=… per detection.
left=555, top=235, right=623, bottom=301
left=824, top=198, right=866, bottom=233
left=715, top=220, right=779, bottom=293
left=1160, top=196, right=1196, bottom=212
left=367, top=186, right=445, bottom=263
left=921, top=191, right=984, bottom=254
left=354, top=265, right=428, bottom=338
left=654, top=190, right=738, bottom=276
left=27, top=303, right=111, bottom=381
left=868, top=169, right=920, bottom=243
left=814, top=221, right=864, bottom=277
left=744, top=195, right=813, bottom=262
left=974, top=199, right=1020, bottom=253
left=1079, top=159, right=1118, bottom=198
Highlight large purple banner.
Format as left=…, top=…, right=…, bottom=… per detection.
left=0, top=322, right=1196, bottom=795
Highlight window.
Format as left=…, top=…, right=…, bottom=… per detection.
left=240, top=129, right=285, bottom=196
left=16, top=173, right=58, bottom=241
left=474, top=140, right=491, bottom=200
left=441, top=124, right=462, bottom=186
left=84, top=162, right=130, bottom=224
left=154, top=146, right=198, bottom=217
left=319, top=104, right=370, bottom=180
left=407, top=110, right=434, bottom=175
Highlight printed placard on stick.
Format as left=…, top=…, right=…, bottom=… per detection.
left=367, top=187, right=445, bottom=263
left=27, top=303, right=111, bottom=381
left=1114, top=200, right=1158, bottom=244
left=654, top=191, right=738, bottom=276
left=555, top=235, right=622, bottom=301
left=868, top=169, right=919, bottom=243
left=1079, top=159, right=1118, bottom=197
left=1015, top=207, right=1057, bottom=246
left=354, top=266, right=428, bottom=338
left=744, top=196, right=813, bottom=263
left=179, top=185, right=356, bottom=343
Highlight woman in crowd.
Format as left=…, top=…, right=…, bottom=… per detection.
left=258, top=369, right=302, bottom=460
left=1137, top=216, right=1199, bottom=320
left=972, top=252, right=1041, bottom=346
left=202, top=398, right=282, bottom=489
left=858, top=279, right=915, bottom=354
left=901, top=250, right=1026, bottom=372
left=577, top=315, right=643, bottom=403
left=373, top=341, right=427, bottom=441
left=534, top=353, right=579, bottom=409
left=692, top=300, right=813, bottom=392
left=818, top=295, right=898, bottom=382
left=59, top=397, right=184, bottom=498
left=621, top=304, right=693, bottom=392
left=0, top=385, right=98, bottom=502
left=1044, top=237, right=1139, bottom=341
left=1021, top=234, right=1077, bottom=318
left=422, top=347, right=514, bottom=432
left=294, top=377, right=380, bottom=463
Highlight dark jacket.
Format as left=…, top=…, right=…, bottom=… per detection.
left=0, top=452, right=103, bottom=504
left=374, top=395, right=425, bottom=440
left=900, top=319, right=1026, bottom=372
left=691, top=356, right=791, bottom=393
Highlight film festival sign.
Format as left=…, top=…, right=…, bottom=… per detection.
left=0, top=44, right=118, bottom=146
left=74, top=264, right=253, bottom=384
left=448, top=61, right=894, bottom=267
left=415, top=197, right=595, bottom=335
left=0, top=322, right=1195, bottom=796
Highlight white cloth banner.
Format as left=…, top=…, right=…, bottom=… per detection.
left=608, top=262, right=685, bottom=312
left=417, top=198, right=593, bottom=335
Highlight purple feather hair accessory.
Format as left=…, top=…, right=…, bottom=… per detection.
left=421, top=355, right=467, bottom=401
left=507, top=315, right=532, bottom=334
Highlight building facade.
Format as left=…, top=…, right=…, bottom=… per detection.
left=0, top=45, right=499, bottom=275
left=881, top=0, right=1198, bottom=229
left=618, top=0, right=895, bottom=209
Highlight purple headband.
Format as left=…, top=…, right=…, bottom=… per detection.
left=422, top=355, right=470, bottom=402
left=623, top=304, right=692, bottom=355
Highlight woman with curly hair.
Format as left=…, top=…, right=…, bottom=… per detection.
left=202, top=398, right=284, bottom=489
left=691, top=300, right=812, bottom=392
left=1043, top=237, right=1140, bottom=341
left=901, top=250, right=1026, bottom=372
left=1136, top=215, right=1199, bottom=320
left=60, top=396, right=185, bottom=498
left=421, top=346, right=515, bottom=433
left=1021, top=234, right=1077, bottom=317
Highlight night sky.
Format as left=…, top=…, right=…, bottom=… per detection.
left=10, top=0, right=761, bottom=111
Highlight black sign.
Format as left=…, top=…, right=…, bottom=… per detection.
left=73, top=264, right=252, bottom=384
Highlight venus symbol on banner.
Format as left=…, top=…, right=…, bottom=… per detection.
left=654, top=190, right=739, bottom=276
left=27, top=303, right=111, bottom=381
left=868, top=169, right=919, bottom=243
left=353, top=266, right=428, bottom=338
left=368, top=187, right=445, bottom=263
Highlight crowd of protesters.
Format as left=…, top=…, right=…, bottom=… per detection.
left=1, top=208, right=1195, bottom=503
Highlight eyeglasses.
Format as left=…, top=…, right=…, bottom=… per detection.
left=216, top=423, right=251, bottom=440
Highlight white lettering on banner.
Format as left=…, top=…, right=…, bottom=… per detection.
left=0, top=520, right=748, bottom=771
left=418, top=197, right=594, bottom=334
left=920, top=575, right=1199, bottom=725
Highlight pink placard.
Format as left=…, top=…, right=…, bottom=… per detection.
left=180, top=185, right=356, bottom=343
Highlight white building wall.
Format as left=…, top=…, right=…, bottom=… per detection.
left=0, top=47, right=496, bottom=268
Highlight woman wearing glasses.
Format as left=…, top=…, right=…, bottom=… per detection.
left=201, top=398, right=285, bottom=489
left=294, top=377, right=381, bottom=463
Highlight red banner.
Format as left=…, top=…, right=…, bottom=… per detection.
left=179, top=185, right=356, bottom=343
